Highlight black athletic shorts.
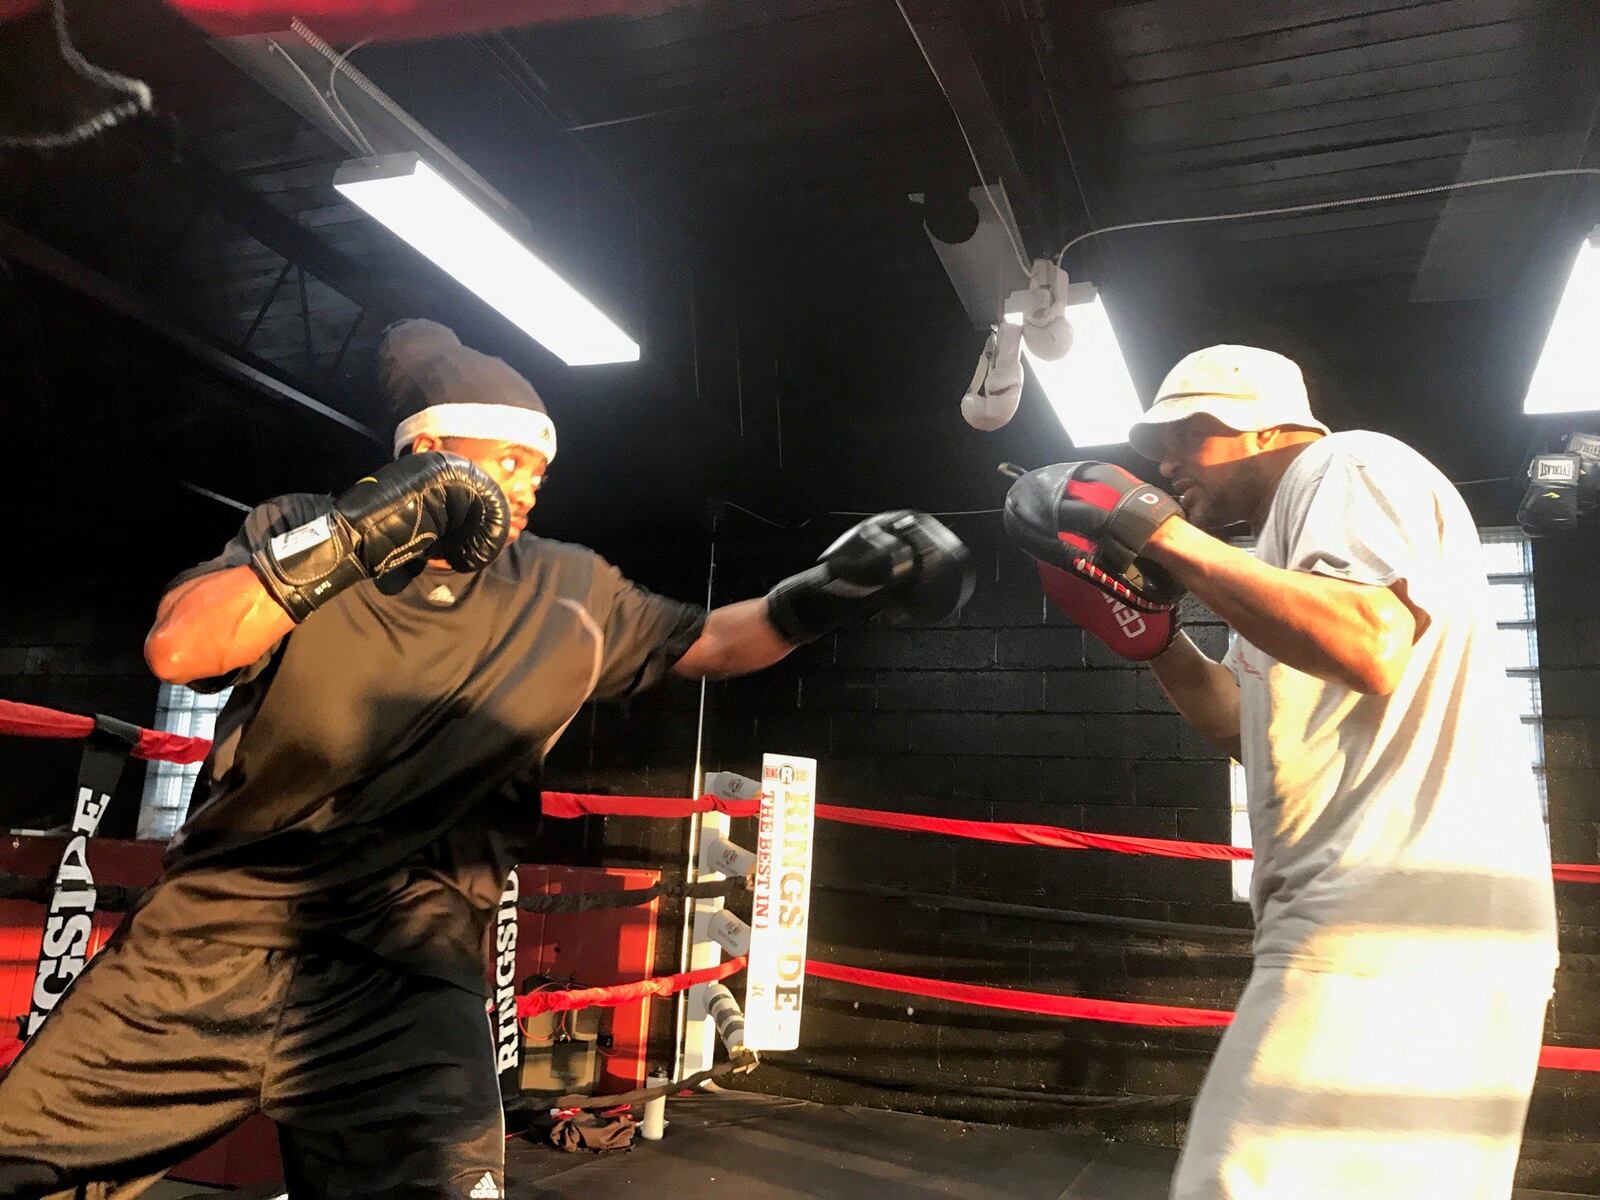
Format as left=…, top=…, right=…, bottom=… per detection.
left=0, top=911, right=505, bottom=1200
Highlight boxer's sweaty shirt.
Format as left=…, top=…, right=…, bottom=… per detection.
left=135, top=494, right=705, bottom=992
left=1224, top=431, right=1558, bottom=979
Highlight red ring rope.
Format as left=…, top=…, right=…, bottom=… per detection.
left=501, top=958, right=1600, bottom=1073
left=5, top=695, right=1599, bottom=1073
left=2, top=701, right=1594, bottom=882
left=514, top=956, right=746, bottom=1017
left=0, top=700, right=210, bottom=764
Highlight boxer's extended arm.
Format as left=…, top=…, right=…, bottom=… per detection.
left=145, top=567, right=293, bottom=685
left=672, top=598, right=793, bottom=679
left=1147, top=633, right=1241, bottom=760
left=673, top=510, right=975, bottom=680
left=1145, top=519, right=1416, bottom=696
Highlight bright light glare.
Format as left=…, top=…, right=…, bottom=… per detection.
left=1007, top=291, right=1142, bottom=447
left=335, top=157, right=639, bottom=367
left=1524, top=233, right=1600, bottom=415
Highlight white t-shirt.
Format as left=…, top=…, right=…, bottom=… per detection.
left=1223, top=431, right=1558, bottom=978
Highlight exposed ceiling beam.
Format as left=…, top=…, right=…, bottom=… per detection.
left=0, top=218, right=380, bottom=443
left=125, top=127, right=418, bottom=324
left=897, top=0, right=1049, bottom=258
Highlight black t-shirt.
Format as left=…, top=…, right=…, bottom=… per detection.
left=133, top=494, right=705, bottom=992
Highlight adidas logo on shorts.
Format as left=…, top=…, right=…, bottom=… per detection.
left=468, top=1172, right=502, bottom=1199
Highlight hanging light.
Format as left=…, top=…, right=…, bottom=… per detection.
left=335, top=153, right=639, bottom=367
left=1523, top=228, right=1600, bottom=416
left=1004, top=278, right=1141, bottom=448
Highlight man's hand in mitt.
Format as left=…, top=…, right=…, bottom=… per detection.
left=1003, top=462, right=1185, bottom=661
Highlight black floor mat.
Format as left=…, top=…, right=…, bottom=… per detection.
left=504, top=1092, right=1591, bottom=1200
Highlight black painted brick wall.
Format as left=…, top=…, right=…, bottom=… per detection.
left=600, top=524, right=1257, bottom=1145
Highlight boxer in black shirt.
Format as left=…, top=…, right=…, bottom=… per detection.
left=0, top=320, right=972, bottom=1200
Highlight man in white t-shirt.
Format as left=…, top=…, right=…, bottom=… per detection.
left=1010, top=345, right=1558, bottom=1199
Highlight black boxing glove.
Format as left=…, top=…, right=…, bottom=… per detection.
left=249, top=452, right=509, bottom=622
left=765, top=511, right=975, bottom=646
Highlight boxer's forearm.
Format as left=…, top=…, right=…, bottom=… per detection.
left=1147, top=633, right=1241, bottom=759
left=144, top=567, right=294, bottom=685
left=672, top=598, right=794, bottom=679
left=1144, top=519, right=1414, bottom=695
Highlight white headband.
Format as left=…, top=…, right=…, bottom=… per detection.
left=392, top=403, right=558, bottom=462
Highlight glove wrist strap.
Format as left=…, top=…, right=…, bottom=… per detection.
left=764, top=565, right=884, bottom=646
left=248, top=507, right=367, bottom=623
left=1103, top=485, right=1180, bottom=565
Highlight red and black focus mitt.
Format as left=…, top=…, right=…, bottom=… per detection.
left=1003, top=462, right=1185, bottom=661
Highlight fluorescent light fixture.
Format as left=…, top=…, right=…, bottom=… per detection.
left=1006, top=284, right=1142, bottom=447
left=1524, top=228, right=1600, bottom=416
left=334, top=154, right=639, bottom=367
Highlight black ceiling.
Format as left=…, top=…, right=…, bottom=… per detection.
left=5, top=0, right=1600, bottom=556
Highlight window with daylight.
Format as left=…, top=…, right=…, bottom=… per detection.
left=1228, top=527, right=1544, bottom=902
left=138, top=683, right=230, bottom=840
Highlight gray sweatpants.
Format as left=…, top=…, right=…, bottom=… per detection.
left=1171, top=963, right=1550, bottom=1200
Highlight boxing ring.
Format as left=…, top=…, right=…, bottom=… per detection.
left=4, top=697, right=1600, bottom=1199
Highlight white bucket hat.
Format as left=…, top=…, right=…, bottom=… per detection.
left=1129, top=345, right=1330, bottom=460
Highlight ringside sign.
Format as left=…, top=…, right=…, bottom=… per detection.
left=742, top=753, right=815, bottom=1050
